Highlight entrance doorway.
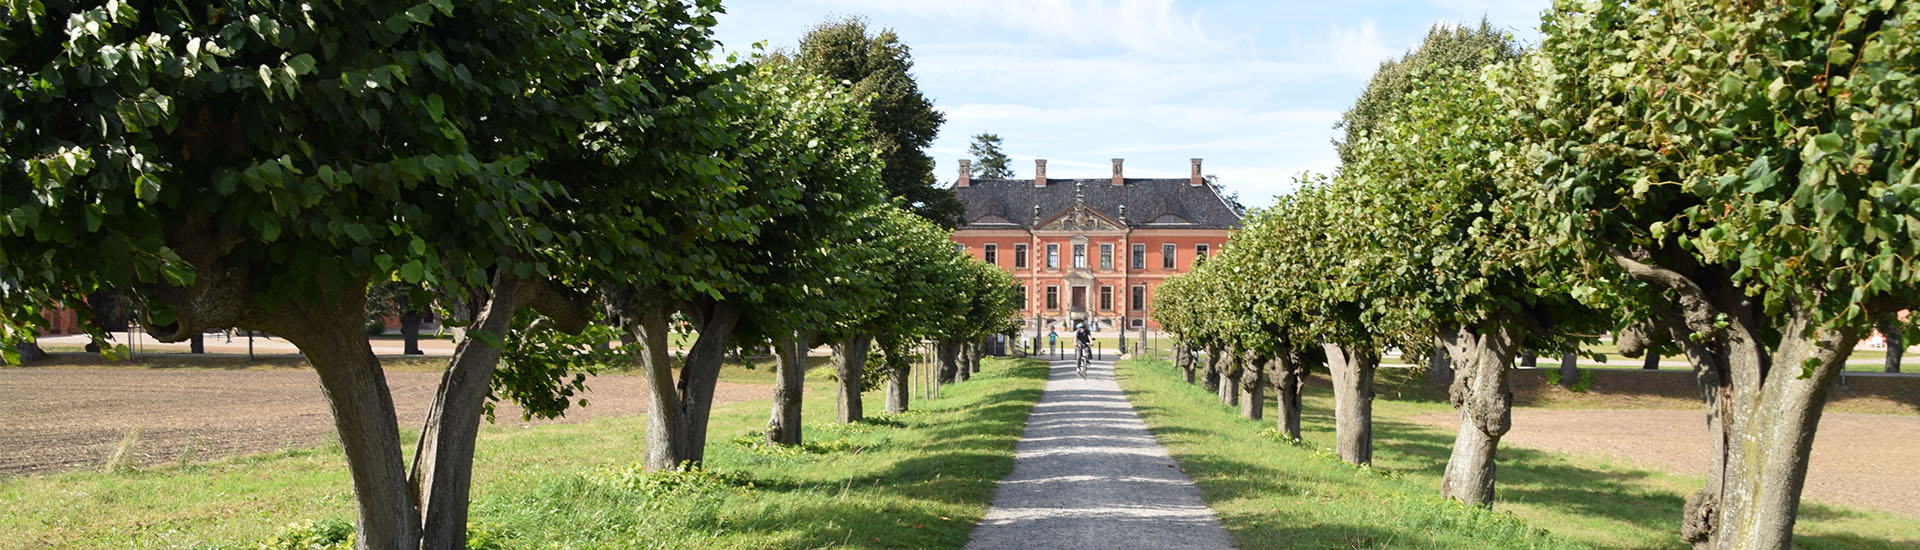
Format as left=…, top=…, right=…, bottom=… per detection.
left=1071, top=286, right=1087, bottom=310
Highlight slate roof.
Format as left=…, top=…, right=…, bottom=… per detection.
left=952, top=178, right=1243, bottom=230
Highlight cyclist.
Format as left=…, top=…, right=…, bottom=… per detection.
left=1074, top=322, right=1092, bottom=378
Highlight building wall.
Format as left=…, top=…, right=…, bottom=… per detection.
left=953, top=227, right=1233, bottom=330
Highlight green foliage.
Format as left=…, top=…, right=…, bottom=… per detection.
left=1334, top=18, right=1520, bottom=164
left=791, top=17, right=965, bottom=228
left=1519, top=0, right=1920, bottom=331
left=489, top=313, right=627, bottom=422
left=968, top=133, right=1016, bottom=179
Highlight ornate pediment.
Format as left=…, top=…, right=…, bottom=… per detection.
left=1037, top=181, right=1125, bottom=232
left=1040, top=204, right=1122, bottom=232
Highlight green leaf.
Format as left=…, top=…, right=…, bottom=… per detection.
left=400, top=260, right=425, bottom=283
left=287, top=53, right=315, bottom=76
left=1814, top=133, right=1843, bottom=153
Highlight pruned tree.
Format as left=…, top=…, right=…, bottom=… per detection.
left=1519, top=1, right=1920, bottom=547
left=0, top=2, right=712, bottom=547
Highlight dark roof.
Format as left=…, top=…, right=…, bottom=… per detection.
left=951, top=178, right=1243, bottom=230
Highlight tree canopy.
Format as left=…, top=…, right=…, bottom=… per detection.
left=789, top=16, right=965, bottom=228
left=968, top=133, right=1015, bottom=179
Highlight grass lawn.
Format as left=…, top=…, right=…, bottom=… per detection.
left=0, top=357, right=1049, bottom=549
left=1116, top=357, right=1920, bottom=550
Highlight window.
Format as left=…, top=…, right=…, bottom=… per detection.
left=1014, top=244, right=1028, bottom=268
left=985, top=244, right=998, bottom=266
left=1017, top=284, right=1026, bottom=309
left=1131, top=244, right=1145, bottom=270
left=1161, top=243, right=1176, bottom=269
left=1195, top=243, right=1210, bottom=266
left=1099, top=286, right=1113, bottom=310
left=1100, top=244, right=1113, bottom=270
left=1046, top=244, right=1060, bottom=269
left=1131, top=285, right=1146, bottom=311
left=1072, top=243, right=1087, bottom=268
left=1045, top=286, right=1060, bottom=309
left=955, top=243, right=965, bottom=254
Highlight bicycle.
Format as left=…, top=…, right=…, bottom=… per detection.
left=1075, top=343, right=1091, bottom=379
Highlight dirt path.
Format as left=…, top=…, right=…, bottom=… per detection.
left=964, top=357, right=1233, bottom=550
left=1411, top=408, right=1920, bottom=519
left=0, top=368, right=765, bottom=475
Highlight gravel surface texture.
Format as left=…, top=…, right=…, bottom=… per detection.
left=0, top=367, right=764, bottom=475
left=964, top=358, right=1234, bottom=550
left=1412, top=408, right=1920, bottom=519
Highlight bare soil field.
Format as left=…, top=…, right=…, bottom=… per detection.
left=1412, top=408, right=1920, bottom=520
left=0, top=367, right=765, bottom=475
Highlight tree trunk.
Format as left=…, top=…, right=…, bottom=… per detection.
left=14, top=341, right=49, bottom=362
left=971, top=340, right=983, bottom=374
left=1426, top=348, right=1452, bottom=385
left=1558, top=352, right=1579, bottom=389
left=767, top=332, right=810, bottom=446
left=1644, top=352, right=1661, bottom=370
left=1437, top=322, right=1524, bottom=508
left=954, top=340, right=972, bottom=383
left=1883, top=317, right=1903, bottom=374
left=936, top=340, right=960, bottom=383
left=834, top=335, right=873, bottom=423
left=1178, top=340, right=1197, bottom=384
left=1273, top=353, right=1306, bottom=441
left=1240, top=354, right=1264, bottom=420
left=633, top=301, right=740, bottom=471
left=189, top=334, right=204, bottom=354
left=407, top=275, right=521, bottom=549
left=407, top=275, right=590, bottom=549
left=1218, top=350, right=1240, bottom=407
left=1606, top=250, right=1869, bottom=549
left=882, top=337, right=911, bottom=414
left=400, top=313, right=424, bottom=355
left=1324, top=342, right=1377, bottom=466
left=1706, top=313, right=1859, bottom=550
left=265, top=292, right=419, bottom=550
left=1202, top=346, right=1221, bottom=393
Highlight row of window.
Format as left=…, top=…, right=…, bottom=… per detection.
left=981, top=242, right=1211, bottom=270
left=1014, top=284, right=1149, bottom=312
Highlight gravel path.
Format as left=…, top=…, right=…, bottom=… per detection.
left=1411, top=408, right=1920, bottom=519
left=964, top=357, right=1235, bottom=550
left=0, top=367, right=765, bottom=475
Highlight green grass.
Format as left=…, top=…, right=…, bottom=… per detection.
left=1115, top=358, right=1920, bottom=549
left=0, top=357, right=1050, bottom=549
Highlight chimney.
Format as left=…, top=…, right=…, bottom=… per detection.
left=1111, top=158, right=1124, bottom=186
left=1034, top=159, right=1047, bottom=187
left=1190, top=158, right=1204, bottom=186
left=957, top=159, right=971, bottom=187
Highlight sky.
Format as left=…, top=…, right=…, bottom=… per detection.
left=711, top=0, right=1552, bottom=209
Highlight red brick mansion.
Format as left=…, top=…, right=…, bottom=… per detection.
left=949, top=158, right=1243, bottom=332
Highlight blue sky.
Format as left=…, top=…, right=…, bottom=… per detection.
left=712, top=0, right=1551, bottom=209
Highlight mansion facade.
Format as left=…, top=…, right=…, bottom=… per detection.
left=949, top=158, right=1242, bottom=331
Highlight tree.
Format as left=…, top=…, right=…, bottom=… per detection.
left=791, top=17, right=966, bottom=228
left=602, top=59, right=886, bottom=466
left=968, top=133, right=1015, bottom=179
left=814, top=205, right=955, bottom=423
left=1519, top=1, right=1920, bottom=547
left=2, top=2, right=722, bottom=547
left=1337, top=57, right=1605, bottom=506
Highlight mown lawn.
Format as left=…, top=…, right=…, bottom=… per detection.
left=0, top=357, right=1049, bottom=549
left=1116, top=357, right=1920, bottom=550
